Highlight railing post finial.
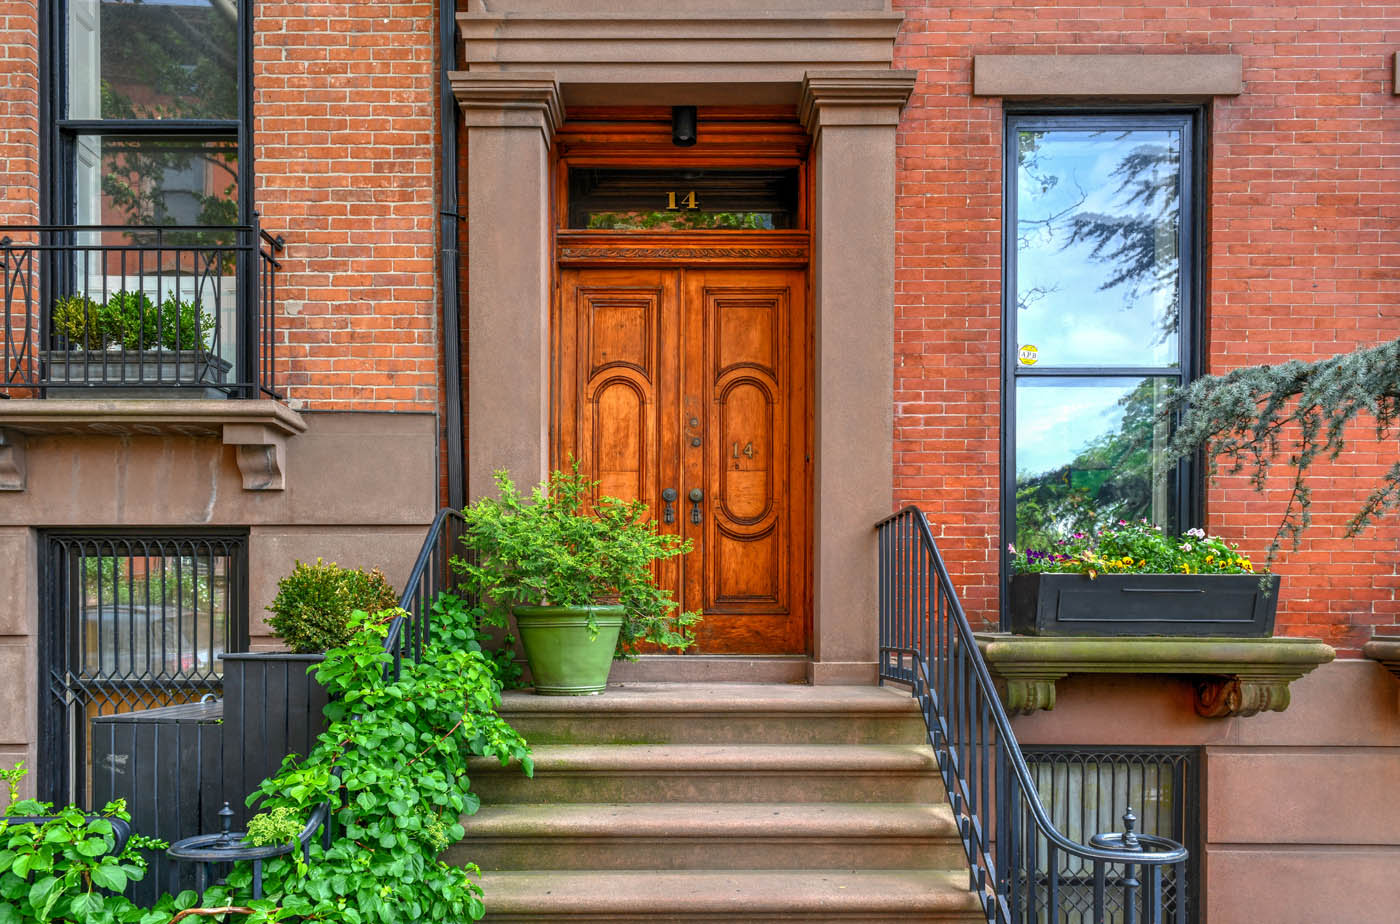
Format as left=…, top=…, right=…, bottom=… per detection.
left=1121, top=807, right=1141, bottom=850
left=216, top=802, right=235, bottom=847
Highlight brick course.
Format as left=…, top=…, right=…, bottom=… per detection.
left=891, top=1, right=1400, bottom=652
left=254, top=1, right=440, bottom=413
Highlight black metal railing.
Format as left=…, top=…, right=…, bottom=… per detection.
left=877, top=507, right=1188, bottom=924
left=0, top=221, right=284, bottom=398
left=166, top=507, right=466, bottom=897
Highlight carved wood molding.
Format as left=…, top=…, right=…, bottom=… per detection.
left=557, top=233, right=810, bottom=266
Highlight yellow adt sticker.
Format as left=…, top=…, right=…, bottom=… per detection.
left=1018, top=345, right=1039, bottom=366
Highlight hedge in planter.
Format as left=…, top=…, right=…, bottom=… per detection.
left=1008, top=520, right=1278, bottom=637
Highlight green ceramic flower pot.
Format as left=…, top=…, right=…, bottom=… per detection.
left=512, top=604, right=624, bottom=695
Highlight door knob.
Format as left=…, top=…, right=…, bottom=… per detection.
left=688, top=488, right=703, bottom=524
left=661, top=488, right=678, bottom=524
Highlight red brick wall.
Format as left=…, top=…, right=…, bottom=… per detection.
left=255, top=1, right=441, bottom=412
left=891, top=1, right=1400, bottom=653
left=0, top=0, right=38, bottom=225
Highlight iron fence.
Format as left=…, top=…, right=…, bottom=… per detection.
left=877, top=506, right=1189, bottom=924
left=0, top=221, right=283, bottom=398
left=40, top=532, right=249, bottom=809
left=1022, top=748, right=1200, bottom=922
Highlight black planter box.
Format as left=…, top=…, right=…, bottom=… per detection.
left=91, top=700, right=225, bottom=906
left=1009, top=573, right=1280, bottom=637
left=219, top=652, right=329, bottom=826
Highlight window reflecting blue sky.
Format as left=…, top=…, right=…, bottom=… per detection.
left=1015, top=129, right=1182, bottom=368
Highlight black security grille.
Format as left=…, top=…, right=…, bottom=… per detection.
left=41, top=532, right=248, bottom=808
left=1022, top=747, right=1200, bottom=923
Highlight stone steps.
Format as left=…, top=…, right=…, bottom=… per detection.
left=458, top=682, right=975, bottom=922
left=468, top=743, right=946, bottom=804
left=476, top=869, right=987, bottom=923
left=455, top=801, right=965, bottom=871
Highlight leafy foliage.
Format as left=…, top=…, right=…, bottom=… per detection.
left=51, top=290, right=217, bottom=353
left=1160, top=337, right=1400, bottom=566
left=454, top=469, right=700, bottom=659
left=0, top=763, right=180, bottom=924
left=585, top=210, right=777, bottom=230
left=1010, top=520, right=1257, bottom=577
left=211, top=597, right=532, bottom=922
left=266, top=560, right=398, bottom=654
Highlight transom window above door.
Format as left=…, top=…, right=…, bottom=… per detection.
left=567, top=167, right=801, bottom=231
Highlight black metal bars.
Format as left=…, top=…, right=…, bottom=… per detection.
left=0, top=221, right=283, bottom=398
left=877, top=506, right=1188, bottom=923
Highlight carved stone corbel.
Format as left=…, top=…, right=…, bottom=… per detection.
left=1194, top=676, right=1293, bottom=718
left=222, top=423, right=290, bottom=491
left=0, top=428, right=25, bottom=490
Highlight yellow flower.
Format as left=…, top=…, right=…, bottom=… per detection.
left=1121, top=556, right=1133, bottom=565
left=1087, top=569, right=1098, bottom=580
left=1137, top=559, right=1145, bottom=566
left=1205, top=555, right=1214, bottom=563
left=1179, top=563, right=1191, bottom=574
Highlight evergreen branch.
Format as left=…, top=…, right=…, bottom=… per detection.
left=1160, top=337, right=1400, bottom=566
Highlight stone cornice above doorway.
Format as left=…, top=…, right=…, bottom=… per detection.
left=451, top=73, right=565, bottom=144
left=799, top=71, right=918, bottom=134
left=457, top=1, right=904, bottom=107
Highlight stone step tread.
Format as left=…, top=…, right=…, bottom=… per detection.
left=478, top=869, right=982, bottom=917
left=463, top=801, right=958, bottom=839
left=501, top=683, right=921, bottom=715
left=469, top=744, right=939, bottom=773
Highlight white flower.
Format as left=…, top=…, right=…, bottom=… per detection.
left=1179, top=542, right=1193, bottom=552
left=1007, top=543, right=1017, bottom=554
left=1185, top=527, right=1206, bottom=539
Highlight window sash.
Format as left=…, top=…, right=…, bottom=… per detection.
left=1001, top=110, right=1201, bottom=626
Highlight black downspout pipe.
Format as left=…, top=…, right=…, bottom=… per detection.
left=439, top=0, right=465, bottom=509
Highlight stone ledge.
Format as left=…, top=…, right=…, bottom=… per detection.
left=975, top=633, right=1335, bottom=719
left=0, top=399, right=306, bottom=491
left=973, top=54, right=1244, bottom=98
left=1363, top=635, right=1400, bottom=681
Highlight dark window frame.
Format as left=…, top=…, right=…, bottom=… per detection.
left=999, top=106, right=1206, bottom=628
left=39, top=0, right=256, bottom=226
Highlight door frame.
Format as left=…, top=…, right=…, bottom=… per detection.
left=456, top=75, right=913, bottom=683
left=550, top=111, right=814, bottom=655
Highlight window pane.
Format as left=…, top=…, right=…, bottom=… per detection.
left=75, top=136, right=238, bottom=228
left=68, top=0, right=238, bottom=120
left=1015, top=376, right=1178, bottom=551
left=1014, top=127, right=1183, bottom=368
left=568, top=168, right=799, bottom=230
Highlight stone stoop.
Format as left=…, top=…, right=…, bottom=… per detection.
left=448, top=683, right=985, bottom=923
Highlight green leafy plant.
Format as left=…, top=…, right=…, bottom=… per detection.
left=0, top=762, right=180, bottom=924
left=454, top=468, right=700, bottom=659
left=197, top=596, right=533, bottom=922
left=50, top=294, right=106, bottom=348
left=1010, top=519, right=1259, bottom=577
left=266, top=560, right=399, bottom=654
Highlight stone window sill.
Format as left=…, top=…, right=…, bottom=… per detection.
left=974, top=633, right=1336, bottom=719
left=0, top=398, right=306, bottom=491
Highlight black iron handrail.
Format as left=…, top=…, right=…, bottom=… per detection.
left=0, top=220, right=284, bottom=399
left=166, top=507, right=465, bottom=897
left=877, top=506, right=1188, bottom=924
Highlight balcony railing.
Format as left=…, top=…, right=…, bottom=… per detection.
left=0, top=221, right=284, bottom=399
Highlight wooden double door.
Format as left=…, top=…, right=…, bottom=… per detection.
left=553, top=266, right=809, bottom=654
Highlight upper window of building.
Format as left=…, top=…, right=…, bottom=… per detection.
left=1004, top=112, right=1199, bottom=558
left=58, top=0, right=247, bottom=229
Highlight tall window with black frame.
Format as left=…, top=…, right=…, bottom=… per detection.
left=1004, top=112, right=1200, bottom=568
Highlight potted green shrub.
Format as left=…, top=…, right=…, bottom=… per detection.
left=221, top=560, right=397, bottom=825
left=456, top=468, right=700, bottom=695
left=1008, top=520, right=1279, bottom=637
left=44, top=289, right=231, bottom=396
